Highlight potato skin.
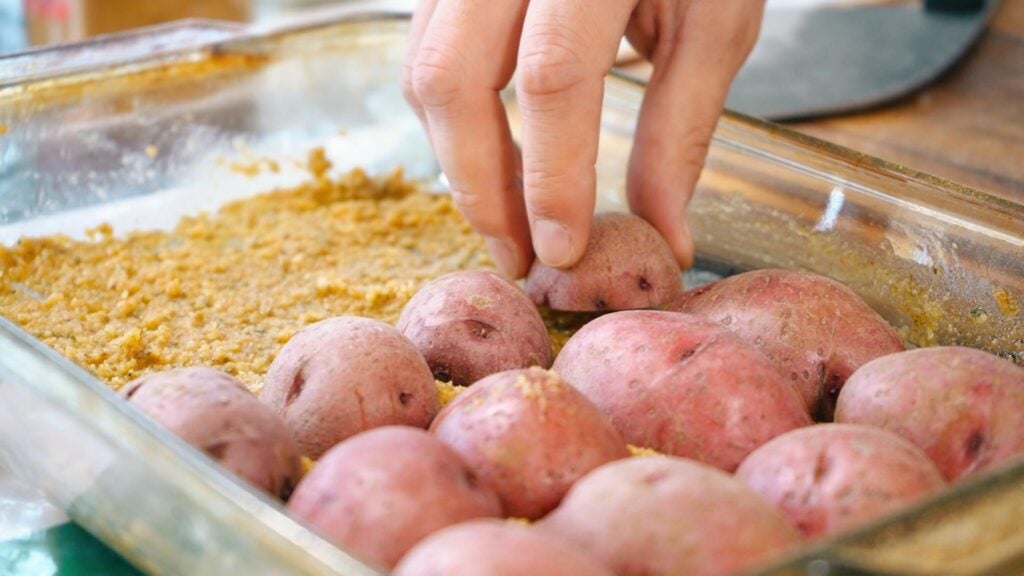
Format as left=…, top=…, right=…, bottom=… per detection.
left=671, top=268, right=904, bottom=419
left=396, top=270, right=552, bottom=387
left=287, top=426, right=502, bottom=570
left=121, top=367, right=301, bottom=499
left=525, top=212, right=683, bottom=312
left=539, top=457, right=800, bottom=576
left=835, top=346, right=1024, bottom=481
left=430, top=368, right=629, bottom=519
left=394, top=519, right=615, bottom=576
left=736, top=424, right=945, bottom=538
left=260, top=316, right=438, bottom=459
left=553, top=310, right=811, bottom=471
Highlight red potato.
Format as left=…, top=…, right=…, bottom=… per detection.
left=553, top=310, right=811, bottom=471
left=671, top=268, right=904, bottom=419
left=260, top=316, right=438, bottom=459
left=394, top=519, right=616, bottom=576
left=835, top=346, right=1024, bottom=481
left=396, top=270, right=552, bottom=387
left=430, top=367, right=629, bottom=519
left=736, top=424, right=945, bottom=538
left=525, top=212, right=683, bottom=312
left=539, top=457, right=800, bottom=576
left=121, top=367, right=301, bottom=499
left=287, top=426, right=502, bottom=570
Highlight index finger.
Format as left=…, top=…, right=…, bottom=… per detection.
left=411, top=0, right=533, bottom=278
left=515, top=0, right=637, bottom=268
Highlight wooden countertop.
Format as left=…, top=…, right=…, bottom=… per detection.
left=787, top=1, right=1024, bottom=203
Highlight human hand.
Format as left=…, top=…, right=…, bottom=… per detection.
left=403, top=0, right=765, bottom=278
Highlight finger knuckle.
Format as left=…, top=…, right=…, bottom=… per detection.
left=411, top=44, right=467, bottom=109
left=679, top=144, right=711, bottom=175
left=657, top=145, right=710, bottom=188
left=706, top=5, right=764, bottom=62
left=665, top=108, right=718, bottom=151
left=732, top=13, right=763, bottom=55
left=448, top=187, right=498, bottom=231
left=516, top=28, right=589, bottom=98
left=523, top=169, right=578, bottom=218
left=400, top=63, right=421, bottom=109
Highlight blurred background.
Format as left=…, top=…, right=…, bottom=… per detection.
left=0, top=0, right=366, bottom=51
left=4, top=0, right=1015, bottom=204
left=0, top=0, right=1019, bottom=202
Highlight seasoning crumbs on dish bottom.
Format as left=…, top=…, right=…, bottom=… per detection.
left=0, top=162, right=500, bottom=392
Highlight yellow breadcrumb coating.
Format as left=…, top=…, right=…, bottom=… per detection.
left=0, top=165, right=487, bottom=390
left=0, top=155, right=578, bottom=393
left=435, top=380, right=466, bottom=408
left=627, top=445, right=663, bottom=457
left=300, top=456, right=316, bottom=476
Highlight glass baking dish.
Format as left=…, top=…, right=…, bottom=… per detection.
left=1, top=6, right=1023, bottom=575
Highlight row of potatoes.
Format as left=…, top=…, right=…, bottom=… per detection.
left=121, top=214, right=1024, bottom=576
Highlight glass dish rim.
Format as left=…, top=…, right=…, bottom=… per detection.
left=2, top=9, right=1023, bottom=576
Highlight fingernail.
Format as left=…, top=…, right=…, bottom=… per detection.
left=484, top=236, right=519, bottom=278
left=533, top=219, right=574, bottom=268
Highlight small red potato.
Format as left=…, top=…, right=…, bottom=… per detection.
left=287, top=426, right=502, bottom=570
left=736, top=424, right=945, bottom=538
left=260, top=316, right=438, bottom=459
left=671, top=268, right=904, bottom=419
left=396, top=270, right=552, bottom=387
left=525, top=212, right=683, bottom=312
left=121, top=367, right=301, bottom=500
left=430, top=367, right=629, bottom=519
left=539, top=457, right=800, bottom=576
left=394, top=519, right=616, bottom=576
left=835, top=346, right=1024, bottom=481
left=553, top=310, right=811, bottom=471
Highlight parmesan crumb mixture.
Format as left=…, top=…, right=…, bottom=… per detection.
left=0, top=159, right=505, bottom=392
left=627, top=445, right=663, bottom=458
left=436, top=380, right=465, bottom=408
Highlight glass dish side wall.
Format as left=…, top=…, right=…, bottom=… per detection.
left=0, top=15, right=427, bottom=576
left=0, top=13, right=1022, bottom=576
left=584, top=77, right=1024, bottom=362
left=0, top=318, right=382, bottom=576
